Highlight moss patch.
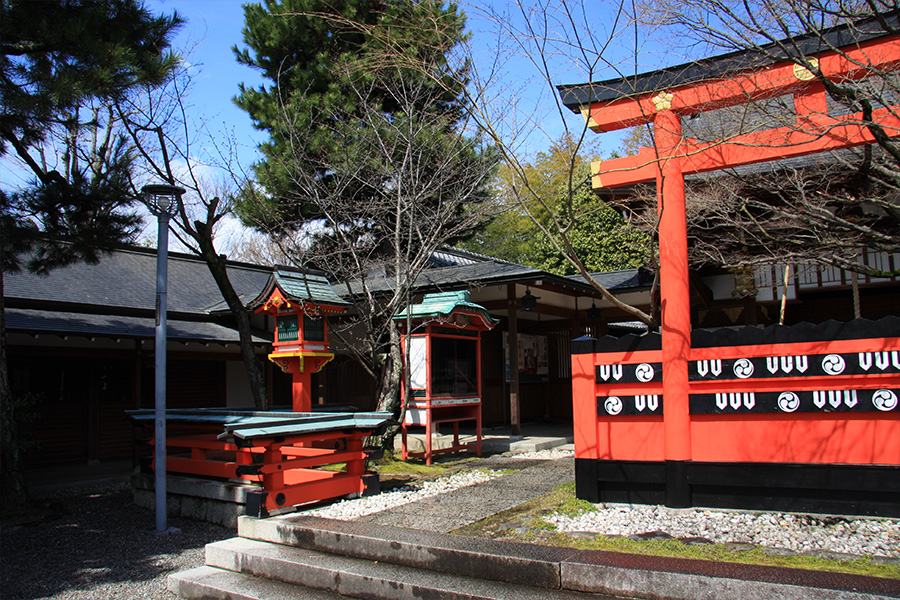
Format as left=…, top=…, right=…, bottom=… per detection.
left=452, top=482, right=900, bottom=580
left=371, top=453, right=482, bottom=476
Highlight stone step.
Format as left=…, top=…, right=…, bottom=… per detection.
left=227, top=514, right=900, bottom=600
left=168, top=565, right=346, bottom=600
left=203, top=536, right=611, bottom=600
left=237, top=514, right=579, bottom=588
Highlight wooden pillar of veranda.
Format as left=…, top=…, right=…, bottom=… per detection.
left=507, top=284, right=521, bottom=436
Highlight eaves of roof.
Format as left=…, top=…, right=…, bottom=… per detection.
left=6, top=308, right=272, bottom=344
left=347, top=260, right=621, bottom=298
left=567, top=268, right=653, bottom=291
left=557, top=11, right=900, bottom=110
left=245, top=267, right=350, bottom=311
left=393, top=290, right=499, bottom=327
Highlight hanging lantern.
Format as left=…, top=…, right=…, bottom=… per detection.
left=519, top=288, right=539, bottom=312
left=587, top=302, right=603, bottom=321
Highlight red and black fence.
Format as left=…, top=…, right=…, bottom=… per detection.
left=571, top=317, right=900, bottom=516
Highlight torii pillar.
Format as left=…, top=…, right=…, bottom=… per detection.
left=655, top=107, right=692, bottom=506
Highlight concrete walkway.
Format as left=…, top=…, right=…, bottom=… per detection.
left=395, top=421, right=574, bottom=457
left=357, top=455, right=574, bottom=532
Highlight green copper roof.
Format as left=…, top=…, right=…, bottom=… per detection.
left=246, top=267, right=350, bottom=310
left=394, top=290, right=497, bottom=326
left=274, top=269, right=349, bottom=306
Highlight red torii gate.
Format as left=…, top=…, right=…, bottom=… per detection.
left=559, top=20, right=900, bottom=509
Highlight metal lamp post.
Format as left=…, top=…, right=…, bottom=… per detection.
left=143, top=183, right=184, bottom=534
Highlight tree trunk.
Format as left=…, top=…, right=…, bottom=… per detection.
left=1, top=231, right=30, bottom=514
left=374, top=321, right=404, bottom=449
left=194, top=222, right=269, bottom=410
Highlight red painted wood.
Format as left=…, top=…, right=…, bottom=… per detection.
left=147, top=424, right=379, bottom=511
left=656, top=109, right=693, bottom=463
left=593, top=107, right=900, bottom=188
left=582, top=35, right=900, bottom=132
left=691, top=413, right=900, bottom=464
left=596, top=417, right=666, bottom=461
left=572, top=352, right=600, bottom=460
left=571, top=336, right=900, bottom=465
left=398, top=308, right=492, bottom=465
left=689, top=337, right=900, bottom=360
left=292, top=371, right=312, bottom=412
left=569, top=33, right=900, bottom=480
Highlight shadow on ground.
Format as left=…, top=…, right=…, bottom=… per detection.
left=1, top=483, right=232, bottom=599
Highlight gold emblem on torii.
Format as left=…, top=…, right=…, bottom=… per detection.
left=651, top=91, right=674, bottom=111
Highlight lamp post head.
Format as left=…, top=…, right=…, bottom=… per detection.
left=142, top=184, right=185, bottom=217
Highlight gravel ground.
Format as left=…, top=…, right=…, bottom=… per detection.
left=546, top=503, right=900, bottom=559
left=1, top=483, right=231, bottom=600
left=4, top=450, right=897, bottom=599
left=306, top=468, right=504, bottom=520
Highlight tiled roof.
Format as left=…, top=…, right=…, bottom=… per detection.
left=567, top=268, right=653, bottom=291
left=5, top=246, right=273, bottom=314
left=274, top=269, right=349, bottom=306
left=126, top=408, right=393, bottom=439
left=349, top=259, right=547, bottom=296
left=5, top=246, right=275, bottom=344
left=427, top=246, right=509, bottom=267
left=349, top=256, right=647, bottom=298
left=557, top=11, right=899, bottom=108
left=244, top=267, right=350, bottom=310
left=394, top=290, right=498, bottom=326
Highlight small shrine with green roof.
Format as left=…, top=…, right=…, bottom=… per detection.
left=246, top=267, right=350, bottom=412
left=393, top=290, right=497, bottom=464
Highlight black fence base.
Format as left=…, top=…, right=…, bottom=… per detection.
left=574, top=458, right=900, bottom=517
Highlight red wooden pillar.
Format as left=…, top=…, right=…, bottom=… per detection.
left=292, top=371, right=312, bottom=413
left=655, top=107, right=692, bottom=507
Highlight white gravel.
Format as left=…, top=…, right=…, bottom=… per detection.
left=545, top=503, right=900, bottom=559
left=306, top=447, right=899, bottom=562
left=305, top=468, right=505, bottom=519
left=509, top=448, right=574, bottom=460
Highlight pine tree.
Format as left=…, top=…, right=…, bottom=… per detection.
left=233, top=1, right=495, bottom=431
left=0, top=0, right=182, bottom=515
left=233, top=0, right=472, bottom=234
left=1, top=0, right=182, bottom=271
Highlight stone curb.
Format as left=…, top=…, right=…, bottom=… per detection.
left=237, top=514, right=900, bottom=600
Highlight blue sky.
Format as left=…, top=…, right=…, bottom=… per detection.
left=148, top=0, right=266, bottom=169
left=1, top=0, right=669, bottom=193
left=142, top=0, right=657, bottom=168
left=0, top=0, right=678, bottom=237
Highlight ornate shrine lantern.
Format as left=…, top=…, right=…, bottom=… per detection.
left=247, top=267, right=350, bottom=412
left=394, top=290, right=497, bottom=464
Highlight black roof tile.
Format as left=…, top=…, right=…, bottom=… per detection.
left=5, top=246, right=273, bottom=314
